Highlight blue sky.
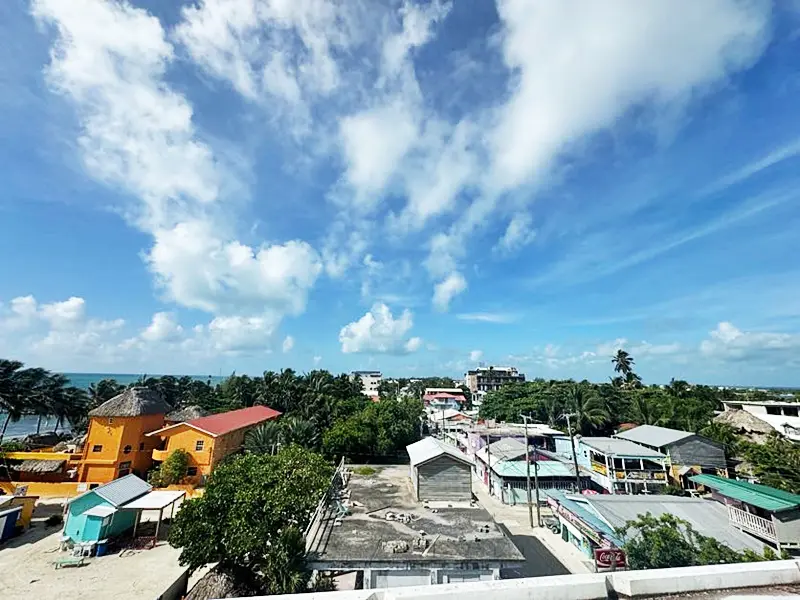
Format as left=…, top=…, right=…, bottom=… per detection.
left=1, top=0, right=800, bottom=386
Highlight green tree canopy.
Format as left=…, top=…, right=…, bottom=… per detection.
left=169, top=445, right=334, bottom=589
left=618, top=512, right=776, bottom=570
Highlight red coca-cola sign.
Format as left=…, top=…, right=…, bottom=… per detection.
left=594, top=548, right=626, bottom=569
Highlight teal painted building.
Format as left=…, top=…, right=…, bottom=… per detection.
left=63, top=474, right=151, bottom=544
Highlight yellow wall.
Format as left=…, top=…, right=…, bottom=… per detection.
left=80, top=413, right=165, bottom=483
left=157, top=424, right=257, bottom=484
left=3, top=496, right=37, bottom=528
left=0, top=481, right=100, bottom=498
left=158, top=425, right=216, bottom=484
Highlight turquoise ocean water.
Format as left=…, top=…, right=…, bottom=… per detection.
left=2, top=372, right=223, bottom=440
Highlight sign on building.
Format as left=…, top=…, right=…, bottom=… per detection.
left=594, top=548, right=626, bottom=570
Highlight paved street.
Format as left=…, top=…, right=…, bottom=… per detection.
left=472, top=476, right=594, bottom=575
left=496, top=523, right=569, bottom=578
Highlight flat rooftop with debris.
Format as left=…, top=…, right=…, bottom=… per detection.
left=306, top=464, right=524, bottom=570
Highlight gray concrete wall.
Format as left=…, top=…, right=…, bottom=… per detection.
left=254, top=559, right=800, bottom=600
left=157, top=568, right=189, bottom=600
left=774, top=508, right=800, bottom=545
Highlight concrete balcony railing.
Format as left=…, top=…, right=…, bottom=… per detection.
left=153, top=448, right=211, bottom=463
left=151, top=449, right=170, bottom=462
left=727, top=505, right=777, bottom=542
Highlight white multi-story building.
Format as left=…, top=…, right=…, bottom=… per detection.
left=350, top=370, right=382, bottom=398
left=465, top=366, right=525, bottom=393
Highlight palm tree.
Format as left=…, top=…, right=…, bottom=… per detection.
left=612, top=350, right=634, bottom=377
left=244, top=421, right=282, bottom=455
left=701, top=421, right=740, bottom=457
left=281, top=416, right=319, bottom=449
left=262, top=527, right=312, bottom=595
left=623, top=371, right=643, bottom=390
left=0, top=360, right=27, bottom=445
left=629, top=393, right=664, bottom=426
left=665, top=378, right=690, bottom=399
left=567, top=384, right=608, bottom=435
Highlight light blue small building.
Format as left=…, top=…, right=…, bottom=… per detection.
left=63, top=474, right=152, bottom=544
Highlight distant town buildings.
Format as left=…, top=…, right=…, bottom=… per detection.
left=350, top=370, right=382, bottom=399
left=423, top=387, right=466, bottom=410
left=465, top=366, right=525, bottom=394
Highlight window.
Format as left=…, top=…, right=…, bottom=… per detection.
left=118, top=461, right=131, bottom=477
left=108, top=418, right=113, bottom=424
left=187, top=467, right=198, bottom=476
left=123, top=445, right=132, bottom=454
left=139, top=442, right=145, bottom=451
left=766, top=406, right=782, bottom=415
left=195, top=440, right=205, bottom=451
left=785, top=406, right=799, bottom=417
left=92, top=445, right=103, bottom=453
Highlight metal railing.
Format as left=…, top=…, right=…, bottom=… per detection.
left=727, top=505, right=777, bottom=541
left=304, top=456, right=348, bottom=554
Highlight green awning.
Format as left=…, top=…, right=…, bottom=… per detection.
left=690, top=474, right=800, bottom=512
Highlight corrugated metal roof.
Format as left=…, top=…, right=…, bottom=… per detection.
left=406, top=437, right=473, bottom=467
left=690, top=474, right=800, bottom=512
left=545, top=490, right=623, bottom=546
left=122, top=490, right=185, bottom=510
left=84, top=505, right=117, bottom=518
left=579, top=437, right=665, bottom=458
left=188, top=406, right=281, bottom=436
left=492, top=459, right=576, bottom=479
left=584, top=495, right=767, bottom=552
left=613, top=424, right=694, bottom=448
left=94, top=474, right=152, bottom=507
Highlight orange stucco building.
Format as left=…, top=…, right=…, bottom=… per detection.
left=147, top=406, right=281, bottom=484
left=78, top=388, right=170, bottom=483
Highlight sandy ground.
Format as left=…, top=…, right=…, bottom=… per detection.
left=0, top=499, right=195, bottom=600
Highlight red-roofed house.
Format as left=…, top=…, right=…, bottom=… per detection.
left=423, top=391, right=466, bottom=410
left=146, top=406, right=281, bottom=484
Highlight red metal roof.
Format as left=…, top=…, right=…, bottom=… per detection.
left=187, top=405, right=281, bottom=436
left=423, top=392, right=464, bottom=401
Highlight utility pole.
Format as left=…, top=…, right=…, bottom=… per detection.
left=562, top=413, right=582, bottom=492
left=520, top=414, right=541, bottom=527
left=486, top=431, right=492, bottom=496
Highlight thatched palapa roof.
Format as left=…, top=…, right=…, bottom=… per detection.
left=89, top=387, right=171, bottom=418
left=166, top=405, right=209, bottom=423
left=185, top=567, right=261, bottom=599
left=714, top=409, right=775, bottom=443
left=12, top=459, right=66, bottom=473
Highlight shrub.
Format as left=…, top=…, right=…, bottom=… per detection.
left=352, top=466, right=377, bottom=476
left=161, top=449, right=190, bottom=486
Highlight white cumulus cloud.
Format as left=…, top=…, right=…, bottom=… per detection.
left=339, top=303, right=422, bottom=354
left=282, top=335, right=294, bottom=353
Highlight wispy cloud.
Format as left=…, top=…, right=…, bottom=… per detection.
left=699, top=138, right=800, bottom=197
left=456, top=312, right=518, bottom=324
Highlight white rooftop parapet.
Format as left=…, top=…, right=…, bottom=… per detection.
left=607, top=560, right=800, bottom=597
left=246, top=560, right=800, bottom=600
left=385, top=574, right=607, bottom=600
